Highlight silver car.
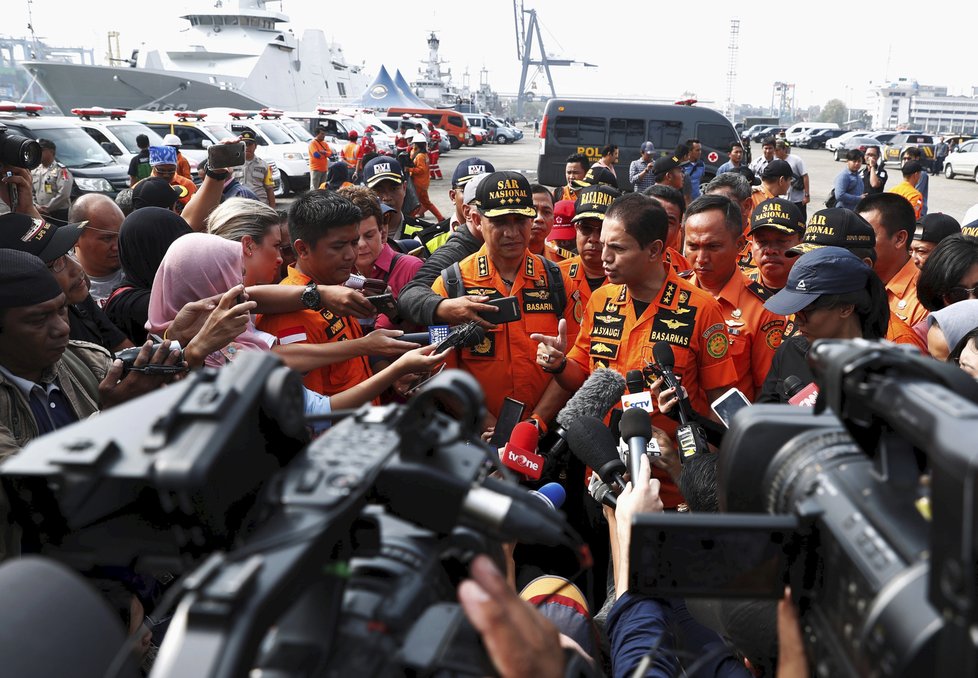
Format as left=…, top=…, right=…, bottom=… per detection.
left=943, top=139, right=978, bottom=183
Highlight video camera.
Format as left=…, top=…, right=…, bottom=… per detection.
left=0, top=123, right=42, bottom=170
left=0, top=353, right=581, bottom=677
left=628, top=339, right=978, bottom=677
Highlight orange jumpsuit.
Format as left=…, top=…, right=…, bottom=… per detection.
left=408, top=149, right=444, bottom=221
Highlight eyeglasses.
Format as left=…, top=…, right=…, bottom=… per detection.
left=47, top=255, right=68, bottom=274
left=948, top=285, right=978, bottom=304
left=575, top=223, right=601, bottom=238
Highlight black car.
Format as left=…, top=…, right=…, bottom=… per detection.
left=751, top=126, right=787, bottom=142
left=833, top=136, right=882, bottom=161
left=796, top=128, right=845, bottom=149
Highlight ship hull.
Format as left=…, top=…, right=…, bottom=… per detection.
left=23, top=62, right=275, bottom=112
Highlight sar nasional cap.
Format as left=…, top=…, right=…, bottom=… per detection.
left=749, top=198, right=805, bottom=236
left=475, top=171, right=537, bottom=218
left=787, top=208, right=875, bottom=258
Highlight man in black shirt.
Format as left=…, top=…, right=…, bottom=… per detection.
left=860, top=145, right=888, bottom=195
left=127, top=133, right=152, bottom=187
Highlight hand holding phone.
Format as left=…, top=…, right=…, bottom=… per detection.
left=477, top=296, right=520, bottom=324
left=366, top=293, right=398, bottom=319
left=207, top=142, right=246, bottom=169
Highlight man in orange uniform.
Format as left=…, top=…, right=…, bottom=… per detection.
left=684, top=195, right=785, bottom=400
left=308, top=126, right=330, bottom=191
left=645, top=184, right=690, bottom=272
left=534, top=193, right=737, bottom=508
left=148, top=145, right=196, bottom=208
left=258, top=191, right=382, bottom=396
left=553, top=153, right=589, bottom=203
left=408, top=132, right=444, bottom=221
left=786, top=207, right=927, bottom=352
left=742, top=198, right=806, bottom=293
left=559, top=185, right=617, bottom=314
left=888, top=161, right=925, bottom=219
left=857, top=192, right=927, bottom=327
left=431, top=171, right=579, bottom=421
left=341, top=130, right=359, bottom=166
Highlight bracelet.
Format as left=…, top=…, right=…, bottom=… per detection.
left=206, top=168, right=230, bottom=180
left=527, top=414, right=549, bottom=435
left=163, top=327, right=171, bottom=341
left=542, top=355, right=567, bottom=374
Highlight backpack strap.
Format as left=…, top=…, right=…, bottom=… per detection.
left=540, top=256, right=566, bottom=319
left=379, top=252, right=403, bottom=285
left=440, top=262, right=464, bottom=298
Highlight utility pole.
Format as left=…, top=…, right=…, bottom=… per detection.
left=724, top=19, right=740, bottom=122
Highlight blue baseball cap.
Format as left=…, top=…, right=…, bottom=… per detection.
left=764, top=247, right=871, bottom=316
left=149, top=145, right=177, bottom=166
left=451, top=157, right=495, bottom=187
left=640, top=141, right=655, bottom=153
left=362, top=156, right=403, bottom=188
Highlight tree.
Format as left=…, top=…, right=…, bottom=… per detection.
left=820, top=99, right=848, bottom=125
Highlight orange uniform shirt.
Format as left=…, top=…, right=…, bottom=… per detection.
left=559, top=255, right=608, bottom=319
left=889, top=181, right=924, bottom=219
left=886, top=310, right=927, bottom=352
left=176, top=152, right=192, bottom=180
left=664, top=247, right=690, bottom=273
left=886, top=257, right=927, bottom=326
left=342, top=141, right=358, bottom=166
left=256, top=267, right=373, bottom=397
left=308, top=139, right=330, bottom=172
left=409, top=151, right=430, bottom=190
left=431, top=247, right=580, bottom=418
left=567, top=265, right=738, bottom=507
left=688, top=270, right=785, bottom=401
left=750, top=185, right=780, bottom=212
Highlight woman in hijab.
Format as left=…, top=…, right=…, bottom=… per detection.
left=147, top=232, right=447, bottom=411
left=104, top=207, right=191, bottom=344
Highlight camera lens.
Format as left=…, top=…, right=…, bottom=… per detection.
left=0, top=131, right=42, bottom=170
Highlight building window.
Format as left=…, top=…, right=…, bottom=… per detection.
left=337, top=82, right=346, bottom=97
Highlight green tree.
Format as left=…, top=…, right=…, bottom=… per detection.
left=820, top=99, right=848, bottom=125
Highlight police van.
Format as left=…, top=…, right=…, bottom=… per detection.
left=536, top=99, right=741, bottom=191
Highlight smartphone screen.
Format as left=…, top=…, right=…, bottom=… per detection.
left=711, top=388, right=751, bottom=428
left=629, top=513, right=799, bottom=599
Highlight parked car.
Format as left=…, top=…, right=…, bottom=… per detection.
left=752, top=126, right=786, bottom=142
left=825, top=130, right=872, bottom=153
left=883, top=133, right=936, bottom=172
left=795, top=128, right=845, bottom=149
left=864, top=130, right=899, bottom=146
left=490, top=117, right=523, bottom=143
left=833, top=136, right=883, bottom=161
left=468, top=126, right=488, bottom=146
left=943, top=138, right=978, bottom=182
left=741, top=124, right=771, bottom=144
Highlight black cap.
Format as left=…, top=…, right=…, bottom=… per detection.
left=729, top=166, right=760, bottom=186
left=901, top=161, right=924, bottom=176
left=475, top=171, right=537, bottom=218
left=760, top=159, right=793, bottom=180
left=362, top=156, right=404, bottom=188
left=652, top=155, right=682, bottom=176
left=787, top=208, right=876, bottom=257
left=749, top=198, right=806, bottom=235
left=915, top=213, right=961, bottom=243
left=238, top=130, right=258, bottom=143
left=765, top=247, right=871, bottom=316
left=132, top=177, right=181, bottom=210
left=451, top=157, right=495, bottom=187
left=577, top=164, right=617, bottom=188
left=572, top=185, right=620, bottom=223
left=0, top=248, right=64, bottom=308
left=0, top=213, right=85, bottom=263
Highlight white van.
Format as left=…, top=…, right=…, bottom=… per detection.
left=785, top=122, right=840, bottom=144
left=199, top=108, right=312, bottom=196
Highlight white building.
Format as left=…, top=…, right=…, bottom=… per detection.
left=870, top=78, right=978, bottom=133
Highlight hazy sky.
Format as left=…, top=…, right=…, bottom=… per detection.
left=7, top=0, right=976, bottom=110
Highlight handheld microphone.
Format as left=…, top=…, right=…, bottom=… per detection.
left=620, top=407, right=653, bottom=481
left=652, top=342, right=710, bottom=459
left=621, top=368, right=654, bottom=412
left=784, top=375, right=820, bottom=407
left=530, top=482, right=567, bottom=511
left=546, top=368, right=627, bottom=464
left=501, top=421, right=545, bottom=480
left=461, top=477, right=569, bottom=546
left=566, top=415, right=628, bottom=492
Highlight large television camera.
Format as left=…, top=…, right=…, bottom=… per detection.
left=0, top=353, right=581, bottom=678
left=629, top=339, right=978, bottom=677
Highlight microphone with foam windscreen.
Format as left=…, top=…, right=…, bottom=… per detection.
left=620, top=407, right=653, bottom=481
left=529, top=482, right=567, bottom=511
left=546, top=368, right=626, bottom=458
left=566, top=415, right=628, bottom=492
left=783, top=375, right=819, bottom=406
left=652, top=342, right=710, bottom=459
left=501, top=421, right=545, bottom=480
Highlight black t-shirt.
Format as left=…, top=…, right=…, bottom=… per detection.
left=128, top=149, right=151, bottom=181
left=861, top=164, right=889, bottom=195
left=69, top=295, right=129, bottom=351
left=104, top=286, right=151, bottom=345
left=756, top=335, right=813, bottom=403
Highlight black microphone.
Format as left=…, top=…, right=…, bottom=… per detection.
left=783, top=375, right=805, bottom=399
left=566, top=415, right=628, bottom=492
left=461, top=477, right=569, bottom=547
left=399, top=323, right=486, bottom=349
left=620, top=407, right=653, bottom=481
left=652, top=342, right=710, bottom=459
left=545, top=368, right=626, bottom=467
left=625, top=369, right=645, bottom=394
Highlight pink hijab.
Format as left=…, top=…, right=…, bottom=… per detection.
left=147, top=232, right=273, bottom=365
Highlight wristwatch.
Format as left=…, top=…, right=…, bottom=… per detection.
left=300, top=282, right=322, bottom=310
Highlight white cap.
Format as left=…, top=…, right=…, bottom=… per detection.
left=462, top=172, right=490, bottom=205
left=411, top=131, right=427, bottom=144
left=162, top=133, right=182, bottom=147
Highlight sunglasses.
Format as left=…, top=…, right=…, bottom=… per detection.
left=948, top=285, right=978, bottom=304
left=575, top=223, right=602, bottom=238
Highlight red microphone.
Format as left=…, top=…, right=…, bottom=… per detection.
left=500, top=421, right=545, bottom=480
left=784, top=376, right=820, bottom=407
